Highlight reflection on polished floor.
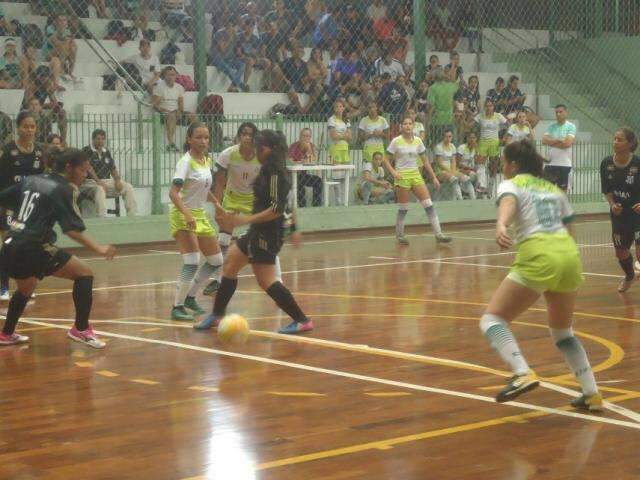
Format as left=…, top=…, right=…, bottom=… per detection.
left=1, top=217, right=639, bottom=480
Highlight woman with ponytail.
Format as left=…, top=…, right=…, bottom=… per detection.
left=168, top=122, right=223, bottom=321
left=479, top=139, right=601, bottom=412
left=195, top=129, right=313, bottom=335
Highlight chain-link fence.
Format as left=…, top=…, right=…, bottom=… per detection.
left=0, top=0, right=633, bottom=215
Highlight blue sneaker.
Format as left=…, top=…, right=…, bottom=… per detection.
left=193, top=314, right=222, bottom=330
left=278, top=319, right=314, bottom=335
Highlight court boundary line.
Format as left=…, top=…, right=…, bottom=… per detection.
left=19, top=318, right=640, bottom=432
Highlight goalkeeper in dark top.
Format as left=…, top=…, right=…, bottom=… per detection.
left=600, top=127, right=640, bottom=293
left=0, top=148, right=116, bottom=348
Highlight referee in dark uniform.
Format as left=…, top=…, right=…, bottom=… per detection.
left=0, top=148, right=115, bottom=348
left=195, top=129, right=313, bottom=334
left=600, top=127, right=640, bottom=293
left=0, top=111, right=45, bottom=300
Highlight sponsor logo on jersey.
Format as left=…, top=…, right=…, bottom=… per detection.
left=614, top=190, right=631, bottom=199
left=627, top=175, right=635, bottom=185
left=10, top=149, right=18, bottom=157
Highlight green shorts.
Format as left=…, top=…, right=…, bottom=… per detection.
left=478, top=139, right=501, bottom=158
left=222, top=190, right=254, bottom=215
left=329, top=143, right=350, bottom=164
left=363, top=144, right=385, bottom=163
left=395, top=169, right=425, bottom=190
left=170, top=207, right=216, bottom=237
left=508, top=232, right=584, bottom=293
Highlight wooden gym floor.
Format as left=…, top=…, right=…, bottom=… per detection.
left=1, top=217, right=640, bottom=480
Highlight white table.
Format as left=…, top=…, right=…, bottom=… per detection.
left=287, top=164, right=356, bottom=208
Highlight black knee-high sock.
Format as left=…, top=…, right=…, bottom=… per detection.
left=266, top=282, right=308, bottom=323
left=2, top=291, right=29, bottom=335
left=213, top=277, right=238, bottom=316
left=73, top=276, right=93, bottom=331
left=1, top=270, right=9, bottom=292
left=619, top=255, right=635, bottom=280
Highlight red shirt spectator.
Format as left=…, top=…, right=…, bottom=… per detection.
left=373, top=16, right=396, bottom=42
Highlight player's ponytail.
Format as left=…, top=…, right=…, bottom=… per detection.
left=503, top=139, right=544, bottom=177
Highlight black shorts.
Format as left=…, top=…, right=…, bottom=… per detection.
left=611, top=212, right=640, bottom=250
left=544, top=165, right=572, bottom=190
left=236, top=232, right=278, bottom=265
left=0, top=239, right=72, bottom=279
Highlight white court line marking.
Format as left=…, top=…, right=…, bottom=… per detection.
left=82, top=251, right=176, bottom=261
left=34, top=250, right=516, bottom=297
left=19, top=318, right=640, bottom=431
left=369, top=256, right=397, bottom=260
left=21, top=316, right=640, bottom=424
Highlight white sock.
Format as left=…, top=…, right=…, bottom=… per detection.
left=175, top=252, right=199, bottom=307
left=274, top=255, right=283, bottom=283
left=396, top=204, right=409, bottom=237
left=421, top=198, right=442, bottom=236
left=480, top=313, right=530, bottom=375
left=187, top=253, right=223, bottom=297
left=550, top=328, right=598, bottom=396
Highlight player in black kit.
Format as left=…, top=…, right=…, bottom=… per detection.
left=600, top=127, right=640, bottom=292
left=194, top=129, right=313, bottom=334
left=0, top=148, right=116, bottom=348
left=0, top=111, right=46, bottom=300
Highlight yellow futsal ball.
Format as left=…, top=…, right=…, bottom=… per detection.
left=217, top=314, right=249, bottom=344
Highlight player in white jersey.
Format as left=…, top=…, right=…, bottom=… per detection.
left=480, top=139, right=601, bottom=411
left=504, top=111, right=534, bottom=144
left=169, top=122, right=223, bottom=321
left=384, top=115, right=451, bottom=245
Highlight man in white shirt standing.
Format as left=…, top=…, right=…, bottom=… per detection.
left=152, top=66, right=197, bottom=152
left=542, top=104, right=576, bottom=191
left=125, top=39, right=160, bottom=93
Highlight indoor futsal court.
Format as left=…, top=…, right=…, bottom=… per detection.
left=2, top=217, right=640, bottom=480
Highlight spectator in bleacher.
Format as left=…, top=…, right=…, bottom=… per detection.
left=340, top=4, right=369, bottom=46
left=453, top=103, right=474, bottom=145
left=25, top=65, right=67, bottom=144
left=385, top=27, right=411, bottom=78
left=312, top=5, right=340, bottom=49
left=427, top=70, right=459, bottom=147
left=292, top=0, right=324, bottom=39
left=237, top=16, right=284, bottom=92
left=81, top=129, right=138, bottom=217
left=430, top=0, right=460, bottom=51
left=27, top=98, right=53, bottom=144
left=240, top=2, right=263, bottom=36
left=374, top=48, right=405, bottom=81
left=332, top=48, right=364, bottom=96
left=0, top=5, right=19, bottom=37
left=288, top=128, right=322, bottom=207
left=91, top=0, right=108, bottom=18
left=152, top=66, right=197, bottom=151
left=281, top=42, right=325, bottom=114
left=367, top=0, right=387, bottom=22
left=505, top=110, right=534, bottom=144
left=503, top=75, right=527, bottom=119
left=260, top=20, right=287, bottom=66
left=359, top=101, right=389, bottom=163
left=459, top=74, right=480, bottom=116
left=372, top=14, right=396, bottom=43
left=161, top=0, right=191, bottom=42
left=406, top=107, right=427, bottom=144
left=475, top=98, right=507, bottom=196
left=0, top=38, right=19, bottom=89
left=265, top=0, right=288, bottom=31
left=456, top=0, right=481, bottom=53
left=412, top=80, right=431, bottom=130
left=44, top=14, right=77, bottom=83
left=425, top=54, right=443, bottom=86
left=307, top=46, right=329, bottom=86
left=125, top=39, right=160, bottom=93
left=357, top=151, right=394, bottom=204
left=457, top=131, right=481, bottom=196
left=129, top=14, right=156, bottom=42
left=209, top=25, right=248, bottom=93
left=378, top=72, right=408, bottom=119
left=541, top=104, right=576, bottom=191
left=485, top=76, right=507, bottom=114
left=46, top=133, right=63, bottom=151
left=327, top=99, right=352, bottom=200
left=445, top=51, right=464, bottom=84
left=397, top=74, right=414, bottom=101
